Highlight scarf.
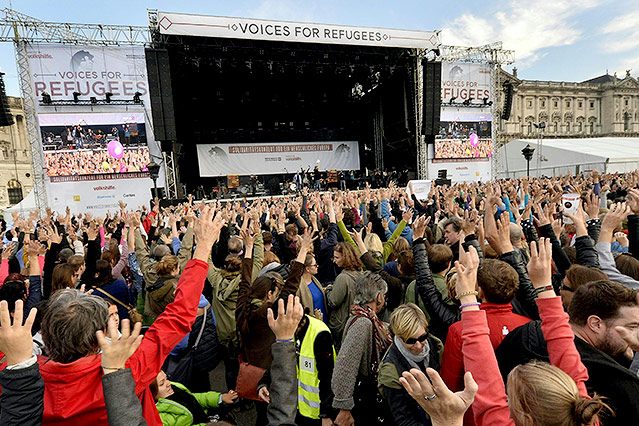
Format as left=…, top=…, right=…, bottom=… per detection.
left=394, top=335, right=430, bottom=370
left=349, top=304, right=392, bottom=378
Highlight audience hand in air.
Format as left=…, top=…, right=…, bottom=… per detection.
left=0, top=300, right=37, bottom=367
left=96, top=317, right=143, bottom=375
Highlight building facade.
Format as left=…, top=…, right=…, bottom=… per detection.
left=495, top=68, right=639, bottom=146
left=0, top=96, right=34, bottom=210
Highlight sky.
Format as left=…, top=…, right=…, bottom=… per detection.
left=0, top=0, right=637, bottom=96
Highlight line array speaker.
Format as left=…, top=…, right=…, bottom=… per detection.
left=421, top=60, right=441, bottom=136
left=145, top=49, right=176, bottom=142
left=502, top=83, right=514, bottom=121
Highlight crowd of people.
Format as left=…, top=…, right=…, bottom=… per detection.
left=1, top=169, right=639, bottom=426
left=43, top=123, right=143, bottom=151
left=434, top=139, right=493, bottom=159
left=44, top=147, right=151, bottom=176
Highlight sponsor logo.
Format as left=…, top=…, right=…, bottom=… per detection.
left=93, top=185, right=116, bottom=191
left=97, top=195, right=116, bottom=200
left=122, top=193, right=136, bottom=198
left=28, top=53, right=53, bottom=59
left=73, top=195, right=80, bottom=201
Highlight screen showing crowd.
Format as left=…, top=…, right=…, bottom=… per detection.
left=434, top=139, right=492, bottom=159
left=44, top=147, right=150, bottom=176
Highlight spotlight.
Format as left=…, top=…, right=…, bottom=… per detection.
left=462, top=97, right=474, bottom=106
left=133, top=92, right=141, bottom=104
left=73, top=92, right=80, bottom=102
left=42, top=92, right=52, bottom=104
left=105, top=92, right=113, bottom=103
left=90, top=96, right=97, bottom=104
left=449, top=96, right=457, bottom=104
left=487, top=101, right=493, bottom=106
left=482, top=97, right=489, bottom=105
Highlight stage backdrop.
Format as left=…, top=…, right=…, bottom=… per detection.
left=197, top=142, right=360, bottom=177
left=26, top=44, right=159, bottom=214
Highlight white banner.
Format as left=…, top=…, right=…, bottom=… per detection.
left=48, top=175, right=153, bottom=215
left=197, top=142, right=360, bottom=177
left=406, top=180, right=432, bottom=200
left=157, top=12, right=440, bottom=49
left=427, top=160, right=492, bottom=183
left=26, top=44, right=161, bottom=215
left=441, top=63, right=492, bottom=105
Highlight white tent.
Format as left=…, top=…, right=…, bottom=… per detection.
left=496, top=137, right=639, bottom=179
left=2, top=190, right=38, bottom=222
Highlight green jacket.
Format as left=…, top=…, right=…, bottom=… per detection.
left=156, top=382, right=221, bottom=426
left=404, top=273, right=453, bottom=324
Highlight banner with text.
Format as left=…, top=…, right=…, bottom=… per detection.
left=197, top=142, right=360, bottom=177
left=440, top=63, right=492, bottom=104
left=26, top=44, right=158, bottom=215
left=158, top=12, right=440, bottom=49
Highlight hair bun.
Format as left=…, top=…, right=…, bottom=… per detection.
left=573, top=395, right=610, bottom=425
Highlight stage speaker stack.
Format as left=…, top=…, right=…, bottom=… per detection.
left=502, top=83, right=514, bottom=121
left=435, top=169, right=451, bottom=187
left=0, top=72, right=15, bottom=127
left=145, top=49, right=176, bottom=141
left=421, top=60, right=442, bottom=136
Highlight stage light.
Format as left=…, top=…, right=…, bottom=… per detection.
left=449, top=96, right=457, bottom=104
left=105, top=92, right=113, bottom=102
left=90, top=96, right=97, bottom=104
left=462, top=97, right=474, bottom=106
left=42, top=92, right=52, bottom=104
left=73, top=92, right=80, bottom=102
left=483, top=97, right=489, bottom=104
left=133, top=92, right=141, bottom=103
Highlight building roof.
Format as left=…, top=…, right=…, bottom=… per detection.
left=581, top=74, right=618, bottom=84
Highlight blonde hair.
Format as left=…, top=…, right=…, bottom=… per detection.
left=389, top=303, right=428, bottom=341
left=507, top=361, right=612, bottom=426
left=445, top=267, right=459, bottom=304
left=364, top=233, right=383, bottom=255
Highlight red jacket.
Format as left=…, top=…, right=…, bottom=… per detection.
left=142, top=210, right=157, bottom=234
left=18, top=258, right=208, bottom=425
left=440, top=303, right=531, bottom=426
left=462, top=296, right=591, bottom=426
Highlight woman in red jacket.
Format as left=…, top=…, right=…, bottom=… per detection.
left=398, top=238, right=611, bottom=426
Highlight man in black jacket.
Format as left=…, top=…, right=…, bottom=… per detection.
left=495, top=280, right=639, bottom=426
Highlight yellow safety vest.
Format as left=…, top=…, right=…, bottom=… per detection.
left=297, top=315, right=336, bottom=419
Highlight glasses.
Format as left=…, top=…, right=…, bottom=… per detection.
left=561, top=285, right=574, bottom=293
left=404, top=333, right=428, bottom=345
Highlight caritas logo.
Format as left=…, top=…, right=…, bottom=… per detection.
left=93, top=185, right=116, bottom=191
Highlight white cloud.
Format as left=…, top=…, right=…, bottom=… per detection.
left=441, top=0, right=600, bottom=66
left=600, top=9, right=639, bottom=54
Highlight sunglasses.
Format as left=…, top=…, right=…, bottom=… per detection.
left=405, top=333, right=428, bottom=345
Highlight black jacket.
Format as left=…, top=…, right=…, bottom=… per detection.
left=0, top=362, right=45, bottom=426
left=495, top=320, right=639, bottom=426
left=498, top=250, right=539, bottom=320
left=412, top=239, right=458, bottom=341
left=379, top=339, right=441, bottom=426
left=361, top=251, right=415, bottom=313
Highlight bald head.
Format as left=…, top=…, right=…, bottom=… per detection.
left=509, top=223, right=524, bottom=247
left=152, top=244, right=170, bottom=261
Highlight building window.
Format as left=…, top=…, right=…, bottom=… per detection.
left=554, top=122, right=558, bottom=133
left=590, top=101, right=595, bottom=109
left=527, top=99, right=532, bottom=108
left=590, top=122, right=594, bottom=134
left=578, top=122, right=583, bottom=132
left=541, top=99, right=546, bottom=108
left=566, top=100, right=571, bottom=108
left=578, top=101, right=583, bottom=108
left=625, top=112, right=631, bottom=131
left=7, top=180, right=23, bottom=205
left=625, top=99, right=629, bottom=106
left=554, top=100, right=558, bottom=108
left=528, top=122, right=532, bottom=134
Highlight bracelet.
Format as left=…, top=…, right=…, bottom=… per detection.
left=459, top=302, right=481, bottom=311
left=535, top=284, right=554, bottom=295
left=456, top=290, right=479, bottom=300
left=275, top=338, right=294, bottom=342
left=101, top=366, right=125, bottom=371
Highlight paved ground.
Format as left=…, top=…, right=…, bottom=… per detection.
left=210, top=362, right=256, bottom=425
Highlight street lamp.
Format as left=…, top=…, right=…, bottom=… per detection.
left=522, top=144, right=535, bottom=177
left=147, top=160, right=161, bottom=197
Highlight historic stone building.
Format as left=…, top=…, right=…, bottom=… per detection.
left=495, top=67, right=639, bottom=146
left=0, top=96, right=34, bottom=210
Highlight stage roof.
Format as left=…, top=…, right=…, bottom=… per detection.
left=496, top=137, right=639, bottom=178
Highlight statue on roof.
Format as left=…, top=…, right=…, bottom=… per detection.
left=626, top=69, right=632, bottom=77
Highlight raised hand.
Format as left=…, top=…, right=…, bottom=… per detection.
left=527, top=238, right=553, bottom=296
left=96, top=317, right=143, bottom=375
left=402, top=208, right=414, bottom=224
left=267, top=294, right=303, bottom=341
left=454, top=242, right=480, bottom=305
left=399, top=368, right=477, bottom=426
left=0, top=300, right=37, bottom=366
left=1, top=242, right=16, bottom=260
